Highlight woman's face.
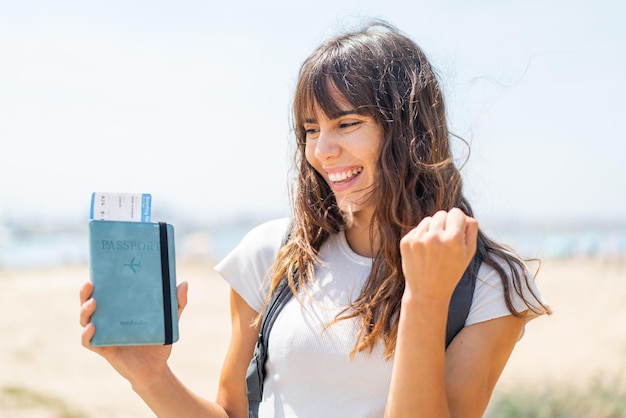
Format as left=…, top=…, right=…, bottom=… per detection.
left=303, top=99, right=383, bottom=219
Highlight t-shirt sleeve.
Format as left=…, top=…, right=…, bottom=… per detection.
left=214, top=218, right=290, bottom=312
left=466, top=258, right=545, bottom=326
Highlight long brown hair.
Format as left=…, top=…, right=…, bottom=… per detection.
left=262, top=20, right=549, bottom=358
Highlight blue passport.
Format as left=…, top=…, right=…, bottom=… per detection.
left=89, top=220, right=179, bottom=346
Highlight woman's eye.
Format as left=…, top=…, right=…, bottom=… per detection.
left=339, top=121, right=361, bottom=129
left=304, top=128, right=318, bottom=135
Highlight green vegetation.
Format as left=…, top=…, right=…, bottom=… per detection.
left=487, top=374, right=626, bottom=418
left=0, top=385, right=88, bottom=418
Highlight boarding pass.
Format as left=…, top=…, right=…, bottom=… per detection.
left=90, top=192, right=152, bottom=222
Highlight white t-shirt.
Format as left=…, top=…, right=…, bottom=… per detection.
left=215, top=217, right=542, bottom=418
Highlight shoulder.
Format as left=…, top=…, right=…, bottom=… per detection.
left=467, top=252, right=545, bottom=325
left=237, top=217, right=291, bottom=254
left=214, top=217, right=291, bottom=312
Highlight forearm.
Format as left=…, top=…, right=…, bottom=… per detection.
left=131, top=365, right=229, bottom=418
left=385, top=291, right=451, bottom=418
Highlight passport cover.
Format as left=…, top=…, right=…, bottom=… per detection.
left=89, top=220, right=179, bottom=346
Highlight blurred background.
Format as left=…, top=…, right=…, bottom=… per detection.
left=1, top=0, right=625, bottom=266
left=1, top=2, right=625, bottom=416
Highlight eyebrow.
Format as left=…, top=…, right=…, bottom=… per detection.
left=303, top=109, right=363, bottom=124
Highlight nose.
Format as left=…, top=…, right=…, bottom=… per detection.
left=314, top=129, right=340, bottom=161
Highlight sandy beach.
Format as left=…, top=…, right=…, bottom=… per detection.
left=1, top=257, right=625, bottom=417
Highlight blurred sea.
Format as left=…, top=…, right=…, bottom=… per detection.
left=0, top=216, right=260, bottom=270
left=0, top=216, right=625, bottom=269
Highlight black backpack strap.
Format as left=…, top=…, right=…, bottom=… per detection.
left=246, top=279, right=294, bottom=418
left=246, top=225, right=295, bottom=418
left=445, top=254, right=481, bottom=347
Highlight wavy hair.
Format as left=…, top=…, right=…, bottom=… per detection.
left=262, top=20, right=549, bottom=358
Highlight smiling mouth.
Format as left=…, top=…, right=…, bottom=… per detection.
left=328, top=167, right=363, bottom=184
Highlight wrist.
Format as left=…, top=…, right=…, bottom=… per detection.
left=401, top=289, right=450, bottom=312
left=130, top=363, right=174, bottom=397
left=398, top=290, right=449, bottom=354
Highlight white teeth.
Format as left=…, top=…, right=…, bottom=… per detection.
left=328, top=167, right=362, bottom=182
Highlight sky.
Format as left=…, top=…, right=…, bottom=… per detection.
left=1, top=0, right=625, bottom=227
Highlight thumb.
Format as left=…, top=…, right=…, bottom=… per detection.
left=465, top=217, right=479, bottom=255
left=176, top=281, right=189, bottom=319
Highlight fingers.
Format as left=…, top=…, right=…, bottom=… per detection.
left=428, top=210, right=448, bottom=232
left=79, top=281, right=93, bottom=305
left=445, top=208, right=478, bottom=255
left=413, top=208, right=478, bottom=254
left=79, top=280, right=96, bottom=349
left=80, top=296, right=96, bottom=328
left=81, top=321, right=96, bottom=349
left=429, top=208, right=466, bottom=232
left=79, top=281, right=96, bottom=328
left=419, top=208, right=470, bottom=234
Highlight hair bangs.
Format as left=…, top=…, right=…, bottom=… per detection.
left=294, top=41, right=378, bottom=138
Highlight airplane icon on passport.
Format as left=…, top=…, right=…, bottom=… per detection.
left=124, top=257, right=141, bottom=273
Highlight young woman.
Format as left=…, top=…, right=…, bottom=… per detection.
left=80, top=20, right=549, bottom=418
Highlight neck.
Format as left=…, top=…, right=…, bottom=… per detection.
left=344, top=211, right=379, bottom=258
